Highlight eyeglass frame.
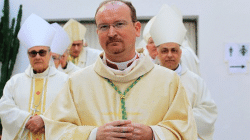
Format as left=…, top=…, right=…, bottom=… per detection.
left=27, top=49, right=50, bottom=58
left=52, top=54, right=62, bottom=61
left=97, top=20, right=130, bottom=32
left=71, top=42, right=83, bottom=47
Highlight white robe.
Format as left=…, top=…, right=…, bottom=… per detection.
left=58, top=61, right=81, bottom=75
left=180, top=40, right=200, bottom=76
left=178, top=64, right=218, bottom=140
left=43, top=53, right=197, bottom=140
left=77, top=47, right=102, bottom=68
left=0, top=65, right=69, bottom=140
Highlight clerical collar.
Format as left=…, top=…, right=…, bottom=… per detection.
left=31, top=66, right=50, bottom=78
left=103, top=52, right=138, bottom=71
left=174, top=64, right=182, bottom=76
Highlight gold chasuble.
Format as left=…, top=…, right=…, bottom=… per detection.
left=28, top=78, right=47, bottom=140
left=104, top=75, right=144, bottom=120
left=43, top=53, right=197, bottom=139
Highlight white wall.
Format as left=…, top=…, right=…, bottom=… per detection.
left=5, top=0, right=250, bottom=139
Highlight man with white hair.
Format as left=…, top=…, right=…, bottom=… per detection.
left=0, top=14, right=68, bottom=140
left=50, top=23, right=80, bottom=75
left=150, top=4, right=218, bottom=140
left=64, top=19, right=102, bottom=68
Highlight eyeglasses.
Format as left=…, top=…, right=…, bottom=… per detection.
left=72, top=43, right=83, bottom=47
left=97, top=21, right=129, bottom=32
left=28, top=50, right=48, bottom=57
left=52, top=55, right=61, bottom=61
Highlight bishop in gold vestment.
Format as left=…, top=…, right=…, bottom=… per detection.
left=43, top=53, right=197, bottom=139
left=43, top=1, right=197, bottom=139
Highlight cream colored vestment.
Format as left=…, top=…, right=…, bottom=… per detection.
left=43, top=53, right=197, bottom=140
left=0, top=65, right=68, bottom=140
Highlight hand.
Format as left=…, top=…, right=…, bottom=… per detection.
left=39, top=127, right=45, bottom=133
left=127, top=123, right=153, bottom=140
left=96, top=120, right=134, bottom=140
left=25, top=115, right=45, bottom=134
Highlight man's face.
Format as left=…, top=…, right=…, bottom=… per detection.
left=69, top=40, right=83, bottom=58
left=51, top=52, right=61, bottom=68
left=28, top=46, right=51, bottom=73
left=95, top=1, right=141, bottom=61
left=60, top=50, right=69, bottom=68
left=157, top=42, right=182, bottom=70
left=146, top=37, right=158, bottom=60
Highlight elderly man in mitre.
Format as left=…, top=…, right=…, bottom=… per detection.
left=150, top=4, right=218, bottom=140
left=143, top=7, right=201, bottom=75
left=0, top=14, right=68, bottom=140
left=50, top=23, right=81, bottom=75
left=64, top=19, right=102, bottom=68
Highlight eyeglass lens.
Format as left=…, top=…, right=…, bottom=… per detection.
left=28, top=50, right=47, bottom=57
left=52, top=55, right=61, bottom=60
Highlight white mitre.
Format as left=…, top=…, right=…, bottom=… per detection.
left=17, top=13, right=56, bottom=49
left=150, top=4, right=187, bottom=46
left=143, top=16, right=156, bottom=43
left=171, top=4, right=183, bottom=20
left=63, top=19, right=87, bottom=44
left=51, top=23, right=71, bottom=55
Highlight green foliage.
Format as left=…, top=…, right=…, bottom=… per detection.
left=0, top=0, right=23, bottom=134
left=0, top=0, right=23, bottom=98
